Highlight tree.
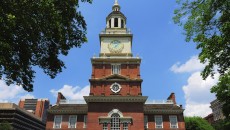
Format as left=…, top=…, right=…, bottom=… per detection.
left=212, top=118, right=230, bottom=130
left=185, top=117, right=214, bottom=130
left=0, top=121, right=12, bottom=130
left=0, top=0, right=92, bottom=91
left=173, top=0, right=230, bottom=117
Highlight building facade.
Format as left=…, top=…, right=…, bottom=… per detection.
left=18, top=98, right=50, bottom=122
left=46, top=1, right=185, bottom=130
left=210, top=99, right=225, bottom=121
left=0, top=103, right=46, bottom=130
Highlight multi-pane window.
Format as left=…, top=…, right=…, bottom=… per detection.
left=155, top=115, right=163, bottom=128
left=123, top=123, right=128, bottom=130
left=111, top=113, right=120, bottom=130
left=68, top=115, right=77, bottom=128
left=103, top=123, right=108, bottom=130
left=112, top=64, right=121, bottom=74
left=169, top=116, right=178, bottom=128
left=83, top=115, right=87, bottom=128
left=53, top=115, right=62, bottom=129
left=144, top=115, right=148, bottom=129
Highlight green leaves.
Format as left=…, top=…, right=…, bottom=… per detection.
left=185, top=116, right=215, bottom=130
left=174, top=0, right=230, bottom=118
left=0, top=0, right=92, bottom=91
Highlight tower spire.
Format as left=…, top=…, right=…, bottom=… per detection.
left=114, top=0, right=118, bottom=5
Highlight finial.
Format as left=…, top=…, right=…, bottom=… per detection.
left=114, top=0, right=119, bottom=5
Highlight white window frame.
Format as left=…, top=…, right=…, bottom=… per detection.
left=123, top=122, right=128, bottom=130
left=83, top=115, right=87, bottom=128
left=103, top=123, right=108, bottom=130
left=144, top=115, right=148, bottom=129
left=111, top=64, right=121, bottom=74
left=68, top=115, right=77, bottom=128
left=111, top=113, right=120, bottom=130
left=155, top=115, right=163, bottom=128
left=169, top=115, right=178, bottom=128
left=53, top=115, right=62, bottom=129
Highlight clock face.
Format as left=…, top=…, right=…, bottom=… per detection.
left=108, top=40, right=124, bottom=53
left=110, top=83, right=121, bottom=93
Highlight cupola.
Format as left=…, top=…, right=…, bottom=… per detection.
left=106, top=0, right=126, bottom=29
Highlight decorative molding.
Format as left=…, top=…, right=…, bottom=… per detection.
left=84, top=96, right=148, bottom=103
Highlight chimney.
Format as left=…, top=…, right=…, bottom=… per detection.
left=56, top=92, right=66, bottom=105
left=167, top=92, right=176, bottom=105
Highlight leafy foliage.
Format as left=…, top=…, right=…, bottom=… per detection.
left=185, top=116, right=214, bottom=130
left=212, top=117, right=230, bottom=130
left=0, top=0, right=92, bottom=91
left=174, top=0, right=230, bottom=117
left=0, top=121, right=12, bottom=130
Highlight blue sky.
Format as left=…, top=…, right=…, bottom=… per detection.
left=0, top=0, right=219, bottom=117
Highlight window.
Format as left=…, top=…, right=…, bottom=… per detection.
left=83, top=115, right=87, bottom=128
left=109, top=19, right=111, bottom=28
left=144, top=115, right=148, bottom=129
left=123, top=123, right=128, bottom=130
left=53, top=115, right=62, bottom=129
left=114, top=18, right=118, bottom=27
left=112, top=64, right=121, bottom=74
left=155, top=115, right=163, bottom=128
left=103, top=123, right=108, bottom=130
left=121, top=19, right=124, bottom=28
left=111, top=113, right=120, bottom=130
left=68, top=115, right=77, bottom=128
left=169, top=116, right=178, bottom=128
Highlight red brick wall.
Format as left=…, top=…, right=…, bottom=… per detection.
left=145, top=114, right=185, bottom=130
left=90, top=82, right=142, bottom=96
left=92, top=64, right=140, bottom=79
left=46, top=114, right=86, bottom=130
left=87, top=102, right=144, bottom=130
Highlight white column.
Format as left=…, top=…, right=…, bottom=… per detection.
left=118, top=18, right=121, bottom=28
left=111, top=18, right=114, bottom=28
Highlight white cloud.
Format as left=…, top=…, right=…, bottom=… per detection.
left=182, top=71, right=219, bottom=117
left=0, top=80, right=35, bottom=103
left=171, top=56, right=219, bottom=117
left=50, top=85, right=90, bottom=101
left=170, top=56, right=206, bottom=73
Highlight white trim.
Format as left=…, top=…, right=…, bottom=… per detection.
left=169, top=115, right=178, bottom=128
left=110, top=82, right=122, bottom=93
left=155, top=115, right=163, bottom=128
left=144, top=115, right=148, bottom=129
left=83, top=115, right=87, bottom=128
left=108, top=109, right=123, bottom=117
left=68, top=115, right=77, bottom=128
left=53, top=115, right=62, bottom=129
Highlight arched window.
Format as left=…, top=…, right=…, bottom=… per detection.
left=121, top=19, right=124, bottom=28
left=111, top=113, right=120, bottom=130
left=114, top=18, right=118, bottom=27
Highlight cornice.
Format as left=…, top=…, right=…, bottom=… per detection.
left=144, top=109, right=185, bottom=114
left=84, top=96, right=148, bottom=103
left=47, top=109, right=88, bottom=114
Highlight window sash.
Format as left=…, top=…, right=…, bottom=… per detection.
left=68, top=115, right=77, bottom=128
left=83, top=115, right=87, bottom=128
left=53, top=115, right=62, bottom=129
left=144, top=115, right=148, bottom=129
left=169, top=116, right=178, bottom=128
left=123, top=123, right=128, bottom=130
left=103, top=123, right=108, bottom=130
left=155, top=116, right=163, bottom=128
left=112, top=64, right=121, bottom=74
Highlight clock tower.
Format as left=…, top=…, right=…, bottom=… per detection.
left=46, top=1, right=186, bottom=130
left=85, top=0, right=147, bottom=129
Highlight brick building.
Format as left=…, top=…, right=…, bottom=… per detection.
left=18, top=98, right=50, bottom=122
left=46, top=1, right=185, bottom=130
left=0, top=103, right=46, bottom=130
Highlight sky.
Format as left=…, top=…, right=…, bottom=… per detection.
left=0, top=0, right=219, bottom=117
